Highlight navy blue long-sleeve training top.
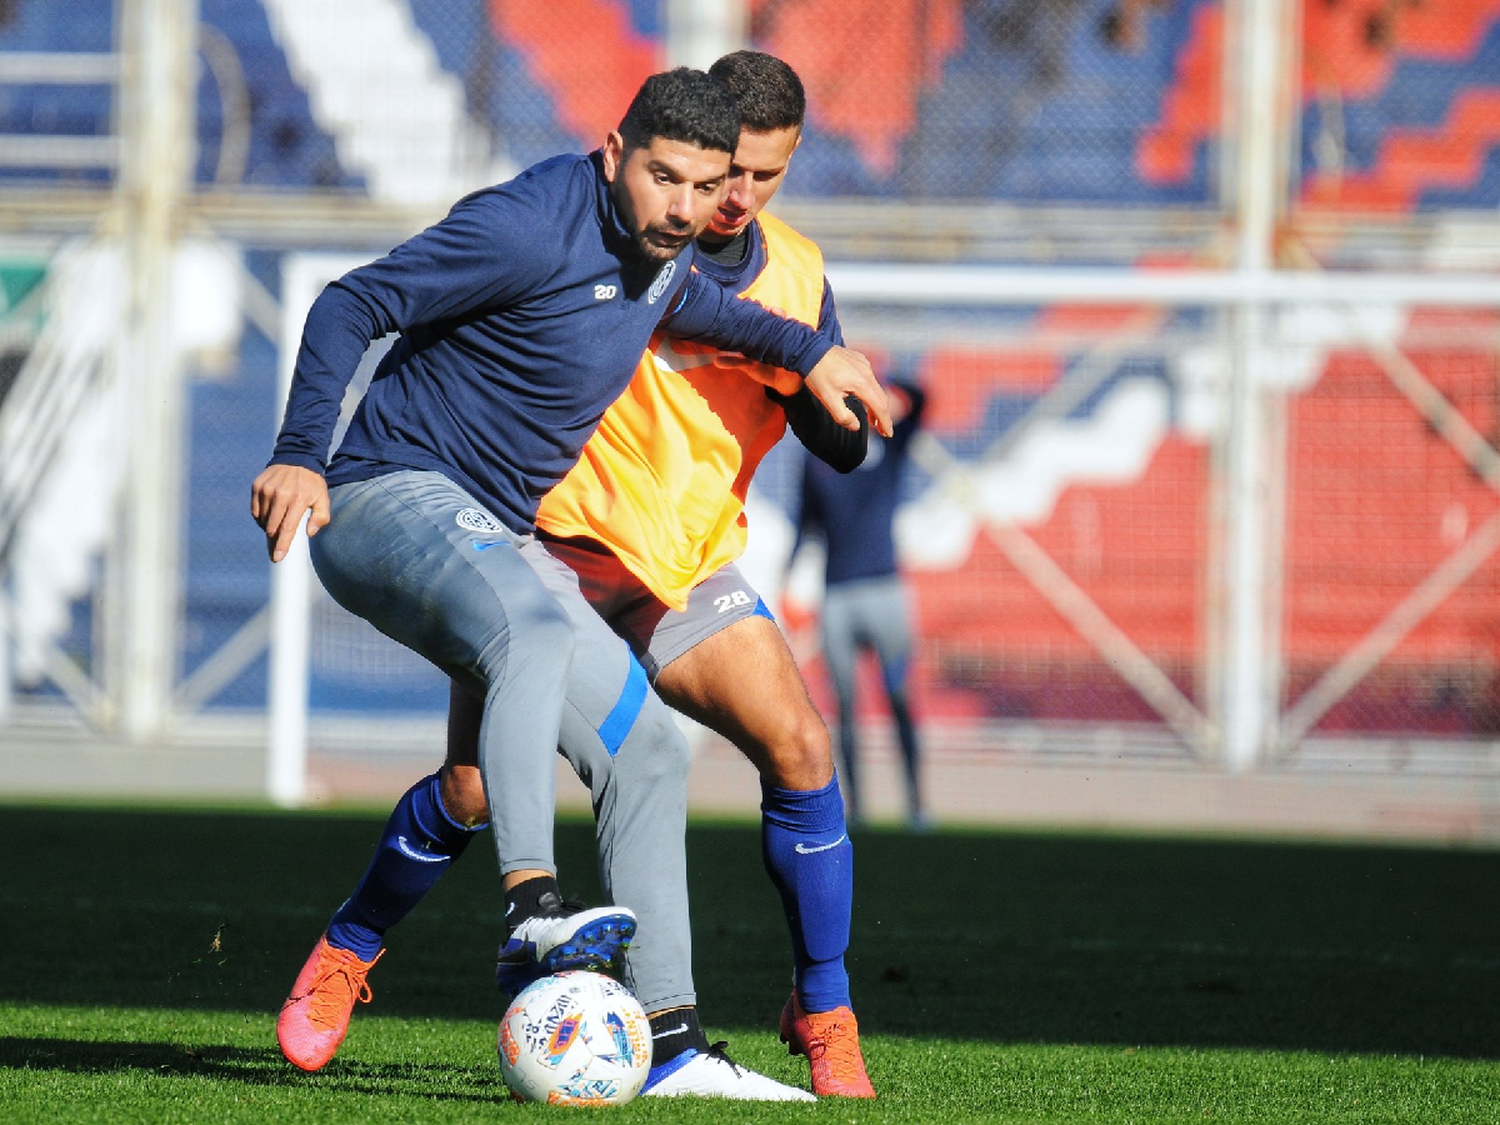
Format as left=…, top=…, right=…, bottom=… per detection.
left=270, top=150, right=836, bottom=533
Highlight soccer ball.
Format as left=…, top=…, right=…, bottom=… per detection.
left=497, top=971, right=653, bottom=1105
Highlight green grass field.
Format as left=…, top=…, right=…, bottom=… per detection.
left=2, top=801, right=1498, bottom=1123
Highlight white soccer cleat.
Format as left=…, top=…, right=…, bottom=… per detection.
left=641, top=1043, right=816, bottom=1101
left=495, top=892, right=636, bottom=996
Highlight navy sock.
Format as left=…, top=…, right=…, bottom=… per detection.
left=760, top=774, right=853, bottom=1012
left=326, top=773, right=485, bottom=960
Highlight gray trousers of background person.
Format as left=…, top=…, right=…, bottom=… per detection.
left=311, top=470, right=575, bottom=878
left=820, top=574, right=923, bottom=823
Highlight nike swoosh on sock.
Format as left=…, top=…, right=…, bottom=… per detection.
left=395, top=835, right=448, bottom=863
left=793, top=834, right=848, bottom=855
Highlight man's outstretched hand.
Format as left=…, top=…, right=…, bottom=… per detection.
left=805, top=346, right=892, bottom=438
left=251, top=464, right=330, bottom=563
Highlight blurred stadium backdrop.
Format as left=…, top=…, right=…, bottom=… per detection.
left=2, top=0, right=1500, bottom=839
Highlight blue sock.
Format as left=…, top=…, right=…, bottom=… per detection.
left=760, top=774, right=853, bottom=1012
left=326, top=773, right=485, bottom=960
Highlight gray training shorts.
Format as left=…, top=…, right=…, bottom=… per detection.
left=538, top=533, right=773, bottom=681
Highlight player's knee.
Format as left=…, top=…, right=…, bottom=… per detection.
left=759, top=704, right=834, bottom=789
left=438, top=763, right=488, bottom=825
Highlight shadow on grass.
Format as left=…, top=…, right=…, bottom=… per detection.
left=2, top=805, right=1498, bottom=1061
left=0, top=1036, right=503, bottom=1099
left=0, top=1037, right=293, bottom=1082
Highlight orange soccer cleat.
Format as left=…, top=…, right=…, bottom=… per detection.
left=778, top=992, right=876, bottom=1098
left=276, top=936, right=383, bottom=1072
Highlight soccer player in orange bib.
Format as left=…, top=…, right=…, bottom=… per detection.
left=524, top=50, right=874, bottom=1098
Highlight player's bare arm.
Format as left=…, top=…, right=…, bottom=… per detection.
left=250, top=463, right=330, bottom=563
left=805, top=345, right=891, bottom=437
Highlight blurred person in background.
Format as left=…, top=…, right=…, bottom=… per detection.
left=792, top=378, right=929, bottom=830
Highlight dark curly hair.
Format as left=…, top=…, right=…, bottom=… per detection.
left=617, top=67, right=740, bottom=156
left=708, top=50, right=805, bottom=132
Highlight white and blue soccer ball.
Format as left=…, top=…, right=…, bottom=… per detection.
left=497, top=971, right=652, bottom=1105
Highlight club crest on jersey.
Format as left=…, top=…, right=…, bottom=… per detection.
left=647, top=260, right=676, bottom=305
left=456, top=507, right=503, bottom=533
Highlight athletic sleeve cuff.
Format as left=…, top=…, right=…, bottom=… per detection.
left=266, top=451, right=327, bottom=474
left=793, top=335, right=835, bottom=378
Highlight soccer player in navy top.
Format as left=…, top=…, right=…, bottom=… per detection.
left=252, top=67, right=891, bottom=1073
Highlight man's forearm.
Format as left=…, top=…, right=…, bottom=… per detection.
left=270, top=283, right=381, bottom=470
left=663, top=270, right=834, bottom=376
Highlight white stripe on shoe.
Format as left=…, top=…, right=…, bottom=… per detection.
left=642, top=1044, right=815, bottom=1101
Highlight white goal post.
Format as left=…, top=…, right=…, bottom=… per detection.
left=268, top=252, right=372, bottom=806
left=267, top=253, right=1500, bottom=803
